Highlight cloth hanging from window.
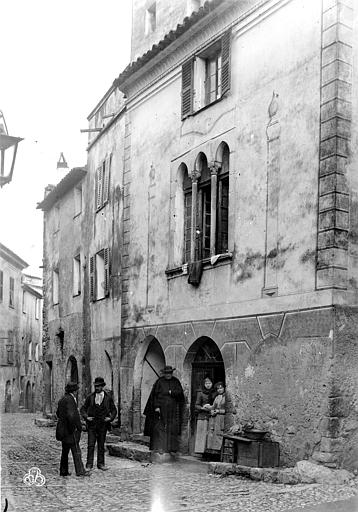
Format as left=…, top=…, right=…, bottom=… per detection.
left=188, top=260, right=203, bottom=286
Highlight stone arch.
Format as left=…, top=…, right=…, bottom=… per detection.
left=132, top=335, right=166, bottom=434
left=25, top=381, right=32, bottom=410
left=5, top=380, right=11, bottom=413
left=182, top=336, right=226, bottom=453
left=194, top=151, right=209, bottom=178
left=215, top=141, right=230, bottom=173
left=173, top=162, right=191, bottom=265
left=65, top=355, right=79, bottom=384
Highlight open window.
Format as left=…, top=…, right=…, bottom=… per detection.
left=181, top=29, right=231, bottom=119
left=90, top=248, right=110, bottom=301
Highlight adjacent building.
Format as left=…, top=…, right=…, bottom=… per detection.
left=40, top=0, right=358, bottom=470
left=0, top=243, right=43, bottom=413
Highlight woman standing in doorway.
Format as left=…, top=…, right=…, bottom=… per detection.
left=206, top=381, right=227, bottom=453
left=194, top=375, right=216, bottom=455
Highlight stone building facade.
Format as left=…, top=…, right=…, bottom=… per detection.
left=0, top=243, right=43, bottom=413
left=39, top=0, right=358, bottom=469
left=114, top=0, right=358, bottom=469
left=38, top=88, right=125, bottom=411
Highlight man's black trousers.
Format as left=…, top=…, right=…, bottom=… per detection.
left=86, top=424, right=107, bottom=468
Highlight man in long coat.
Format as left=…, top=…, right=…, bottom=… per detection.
left=80, top=377, right=117, bottom=471
left=56, top=382, right=89, bottom=477
left=144, top=366, right=185, bottom=455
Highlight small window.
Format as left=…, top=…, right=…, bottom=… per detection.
left=35, top=344, right=39, bottom=362
left=28, top=340, right=32, bottom=361
left=73, top=255, right=81, bottom=296
left=74, top=185, right=82, bottom=217
left=52, top=270, right=59, bottom=305
left=0, top=270, right=3, bottom=302
left=90, top=248, right=110, bottom=301
left=181, top=29, right=231, bottom=119
left=35, top=298, right=40, bottom=320
left=22, top=290, right=26, bottom=314
left=95, top=155, right=111, bottom=211
left=9, top=277, right=14, bottom=308
left=145, top=2, right=156, bottom=35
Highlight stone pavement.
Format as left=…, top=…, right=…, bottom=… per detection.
left=1, top=413, right=357, bottom=512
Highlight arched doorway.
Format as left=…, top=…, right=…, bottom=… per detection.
left=132, top=336, right=166, bottom=434
left=25, top=381, right=32, bottom=410
left=31, top=383, right=35, bottom=412
left=5, top=381, right=11, bottom=413
left=44, top=360, right=53, bottom=414
left=66, top=356, right=79, bottom=384
left=183, top=337, right=225, bottom=453
left=104, top=351, right=113, bottom=392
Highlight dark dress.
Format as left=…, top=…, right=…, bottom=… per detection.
left=80, top=391, right=117, bottom=468
left=56, top=393, right=86, bottom=476
left=144, top=376, right=185, bottom=453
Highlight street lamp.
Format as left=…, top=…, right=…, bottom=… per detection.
left=0, top=110, right=23, bottom=187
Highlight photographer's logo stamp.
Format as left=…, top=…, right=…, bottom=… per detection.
left=23, top=467, right=46, bottom=487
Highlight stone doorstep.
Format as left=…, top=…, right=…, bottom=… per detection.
left=34, top=418, right=57, bottom=427
left=107, top=442, right=209, bottom=469
left=107, top=442, right=151, bottom=462
left=209, top=462, right=356, bottom=486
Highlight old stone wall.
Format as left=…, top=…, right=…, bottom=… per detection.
left=120, top=307, right=343, bottom=466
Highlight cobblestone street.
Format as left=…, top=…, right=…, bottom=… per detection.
left=1, top=414, right=357, bottom=512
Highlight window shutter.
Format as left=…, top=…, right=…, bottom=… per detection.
left=96, top=166, right=103, bottom=210
left=90, top=256, right=95, bottom=301
left=103, top=156, right=111, bottom=205
left=221, top=29, right=231, bottom=97
left=0, top=270, right=3, bottom=302
left=104, top=248, right=110, bottom=297
left=184, top=192, right=192, bottom=263
left=181, top=58, right=194, bottom=119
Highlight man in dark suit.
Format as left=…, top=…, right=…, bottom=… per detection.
left=80, top=377, right=117, bottom=471
left=56, top=382, right=90, bottom=477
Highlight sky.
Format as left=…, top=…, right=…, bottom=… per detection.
left=0, top=0, right=132, bottom=276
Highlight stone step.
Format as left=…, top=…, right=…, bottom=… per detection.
left=34, top=417, right=56, bottom=427
left=107, top=441, right=151, bottom=463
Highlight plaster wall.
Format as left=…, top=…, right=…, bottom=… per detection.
left=124, top=0, right=323, bottom=328
left=82, top=114, right=125, bottom=402
left=0, top=256, right=24, bottom=413
left=43, top=181, right=85, bottom=409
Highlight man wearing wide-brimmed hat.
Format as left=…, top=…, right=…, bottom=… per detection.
left=144, top=366, right=184, bottom=459
left=56, top=381, right=90, bottom=477
left=80, top=377, right=117, bottom=471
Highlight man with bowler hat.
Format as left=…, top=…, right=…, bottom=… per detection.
left=56, top=381, right=90, bottom=477
left=80, top=377, right=117, bottom=471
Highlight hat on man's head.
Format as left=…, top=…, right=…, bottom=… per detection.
left=94, top=377, right=106, bottom=387
left=161, top=365, right=175, bottom=374
left=65, top=381, right=79, bottom=393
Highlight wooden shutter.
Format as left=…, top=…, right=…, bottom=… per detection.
left=96, top=166, right=103, bottom=210
left=184, top=192, right=192, bottom=263
left=104, top=248, right=110, bottom=297
left=221, top=29, right=231, bottom=97
left=217, top=176, right=229, bottom=253
left=90, top=256, right=95, bottom=301
left=181, top=58, right=194, bottom=119
left=103, top=156, right=111, bottom=205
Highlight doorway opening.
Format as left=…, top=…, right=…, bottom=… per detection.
left=66, top=356, right=79, bottom=384
left=184, top=336, right=225, bottom=453
left=5, top=380, right=11, bottom=413
left=25, top=381, right=32, bottom=410
left=132, top=336, right=165, bottom=434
